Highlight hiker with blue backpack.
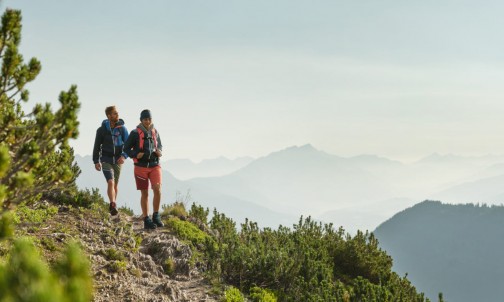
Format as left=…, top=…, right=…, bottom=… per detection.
left=93, top=105, right=129, bottom=216
left=124, top=109, right=164, bottom=229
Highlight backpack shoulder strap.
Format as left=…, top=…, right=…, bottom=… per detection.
left=151, top=128, right=158, bottom=149
left=136, top=127, right=145, bottom=150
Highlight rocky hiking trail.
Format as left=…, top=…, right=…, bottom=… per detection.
left=34, top=203, right=219, bottom=302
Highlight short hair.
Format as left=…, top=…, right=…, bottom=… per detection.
left=105, top=106, right=116, bottom=117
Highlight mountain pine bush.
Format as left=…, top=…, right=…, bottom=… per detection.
left=0, top=8, right=80, bottom=214
left=0, top=238, right=91, bottom=302
left=0, top=8, right=92, bottom=301
left=200, top=210, right=434, bottom=301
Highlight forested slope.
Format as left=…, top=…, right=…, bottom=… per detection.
left=375, top=200, right=504, bottom=302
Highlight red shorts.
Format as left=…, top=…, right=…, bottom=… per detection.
left=134, top=165, right=162, bottom=190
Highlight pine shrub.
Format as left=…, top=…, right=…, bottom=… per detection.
left=223, top=286, right=244, bottom=302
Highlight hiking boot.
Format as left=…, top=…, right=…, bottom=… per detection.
left=109, top=202, right=119, bottom=216
left=152, top=212, right=164, bottom=227
left=144, top=216, right=157, bottom=230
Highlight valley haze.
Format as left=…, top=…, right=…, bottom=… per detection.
left=76, top=144, right=504, bottom=234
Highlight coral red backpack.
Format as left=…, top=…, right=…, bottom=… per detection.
left=133, top=127, right=158, bottom=163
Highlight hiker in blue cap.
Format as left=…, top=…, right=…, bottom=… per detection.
left=124, top=109, right=164, bottom=229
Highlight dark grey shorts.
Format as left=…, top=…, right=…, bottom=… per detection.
left=102, top=162, right=122, bottom=183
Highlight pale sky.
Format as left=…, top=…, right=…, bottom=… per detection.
left=4, top=0, right=504, bottom=162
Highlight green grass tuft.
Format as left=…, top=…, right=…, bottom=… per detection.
left=162, top=202, right=188, bottom=218
left=166, top=217, right=209, bottom=247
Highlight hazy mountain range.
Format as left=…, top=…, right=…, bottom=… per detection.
left=76, top=144, right=504, bottom=299
left=75, top=144, right=504, bottom=232
left=162, top=156, right=254, bottom=180
left=374, top=201, right=504, bottom=302
left=75, top=156, right=295, bottom=228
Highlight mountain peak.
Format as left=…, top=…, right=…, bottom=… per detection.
left=299, top=143, right=316, bottom=150
left=283, top=144, right=319, bottom=153
left=262, top=144, right=331, bottom=161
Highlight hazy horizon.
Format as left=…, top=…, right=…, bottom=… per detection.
left=5, top=1, right=504, bottom=163
left=74, top=142, right=504, bottom=235
left=79, top=143, right=504, bottom=166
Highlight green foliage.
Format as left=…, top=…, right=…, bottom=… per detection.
left=103, top=248, right=125, bottom=261
left=14, top=203, right=58, bottom=224
left=119, top=205, right=134, bottom=216
left=222, top=286, right=245, bottom=302
left=0, top=145, right=9, bottom=178
left=51, top=187, right=105, bottom=209
left=0, top=8, right=81, bottom=212
left=249, top=286, right=278, bottom=302
left=0, top=211, right=13, bottom=239
left=68, top=187, right=105, bottom=208
left=0, top=237, right=62, bottom=301
left=0, top=237, right=92, bottom=302
left=166, top=217, right=210, bottom=247
left=0, top=9, right=93, bottom=302
left=129, top=267, right=142, bottom=278
left=332, top=230, right=393, bottom=283
left=204, top=213, right=429, bottom=302
left=0, top=145, right=9, bottom=208
left=40, top=237, right=58, bottom=252
left=189, top=202, right=209, bottom=224
left=162, top=201, right=188, bottom=218
left=53, top=241, right=93, bottom=302
left=131, top=233, right=143, bottom=252
left=107, top=260, right=127, bottom=273
left=163, top=257, right=175, bottom=276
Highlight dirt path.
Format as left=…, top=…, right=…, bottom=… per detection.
left=63, top=208, right=218, bottom=302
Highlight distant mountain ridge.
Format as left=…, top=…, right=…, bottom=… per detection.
left=190, top=144, right=395, bottom=218
left=74, top=154, right=295, bottom=228
left=76, top=145, right=504, bottom=233
left=163, top=156, right=254, bottom=180
left=431, top=175, right=504, bottom=204
left=374, top=200, right=504, bottom=302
